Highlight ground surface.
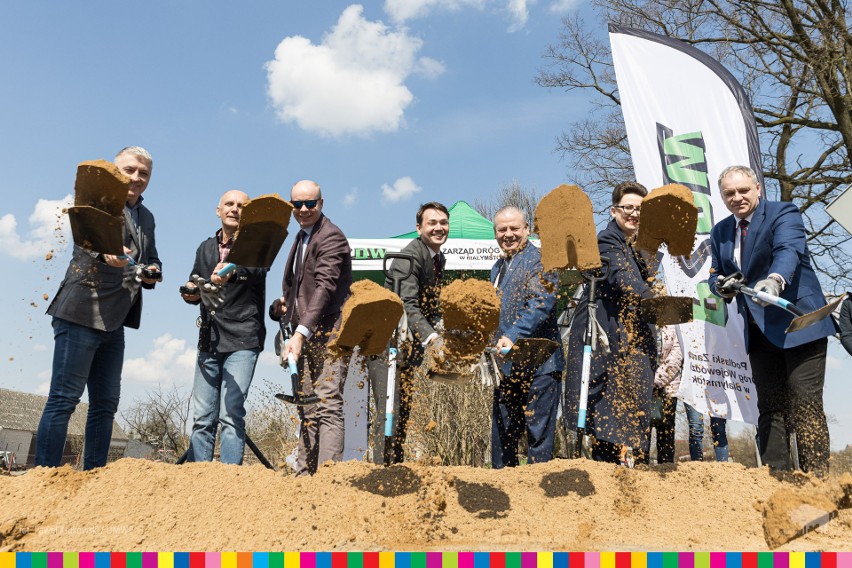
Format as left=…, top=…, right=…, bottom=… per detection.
left=2, top=458, right=851, bottom=551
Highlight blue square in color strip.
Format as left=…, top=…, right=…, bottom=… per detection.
left=726, top=553, right=742, bottom=568
left=805, top=553, right=820, bottom=568
left=648, top=552, right=663, bottom=568
left=316, top=553, right=332, bottom=568
left=95, top=552, right=111, bottom=568
left=175, top=553, right=190, bottom=568
left=17, top=553, right=32, bottom=568
left=254, top=553, right=269, bottom=568
left=554, top=553, right=568, bottom=568
left=396, top=552, right=411, bottom=568
left=474, top=553, right=489, bottom=568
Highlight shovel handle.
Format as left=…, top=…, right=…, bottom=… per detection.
left=217, top=263, right=237, bottom=277
left=383, top=253, right=415, bottom=295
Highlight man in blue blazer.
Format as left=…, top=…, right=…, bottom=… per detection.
left=490, top=206, right=564, bottom=468
left=709, top=165, right=837, bottom=476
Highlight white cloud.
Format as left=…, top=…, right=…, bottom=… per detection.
left=382, top=176, right=422, bottom=203
left=384, top=0, right=486, bottom=22
left=123, top=334, right=196, bottom=385
left=344, top=188, right=359, bottom=208
left=265, top=5, right=442, bottom=138
left=547, top=0, right=580, bottom=13
left=506, top=0, right=530, bottom=31
left=0, top=194, right=72, bottom=261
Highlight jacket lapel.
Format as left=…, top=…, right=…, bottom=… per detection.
left=124, top=207, right=142, bottom=258
left=741, top=199, right=765, bottom=275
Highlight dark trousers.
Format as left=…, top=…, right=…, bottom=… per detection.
left=367, top=355, right=414, bottom=464
left=748, top=322, right=829, bottom=476
left=648, top=389, right=676, bottom=464
left=491, top=371, right=561, bottom=468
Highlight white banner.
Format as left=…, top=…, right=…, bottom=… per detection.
left=349, top=238, right=539, bottom=271
left=610, top=24, right=761, bottom=424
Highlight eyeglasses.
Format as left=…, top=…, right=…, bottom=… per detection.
left=613, top=205, right=641, bottom=215
left=292, top=199, right=320, bottom=210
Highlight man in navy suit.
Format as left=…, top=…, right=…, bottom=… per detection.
left=709, top=165, right=838, bottom=476
left=490, top=206, right=564, bottom=468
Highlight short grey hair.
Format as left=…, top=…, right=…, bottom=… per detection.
left=493, top=206, right=528, bottom=227
left=718, top=165, right=758, bottom=188
left=116, top=146, right=153, bottom=164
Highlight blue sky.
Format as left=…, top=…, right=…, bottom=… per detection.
left=1, top=1, right=849, bottom=451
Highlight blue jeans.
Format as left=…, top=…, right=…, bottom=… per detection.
left=187, top=349, right=259, bottom=464
left=492, top=371, right=561, bottom=468
left=36, top=318, right=125, bottom=470
left=685, top=403, right=729, bottom=462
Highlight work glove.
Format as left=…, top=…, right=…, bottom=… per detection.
left=714, top=273, right=742, bottom=299
left=752, top=277, right=781, bottom=307
left=191, top=275, right=224, bottom=313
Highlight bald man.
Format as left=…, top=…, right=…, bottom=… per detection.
left=181, top=190, right=268, bottom=464
left=269, top=179, right=353, bottom=476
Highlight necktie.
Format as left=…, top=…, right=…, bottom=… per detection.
left=433, top=253, right=443, bottom=283
left=285, top=230, right=306, bottom=325
left=739, top=219, right=749, bottom=242
left=496, top=258, right=508, bottom=288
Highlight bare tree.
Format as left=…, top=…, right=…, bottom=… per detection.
left=121, top=384, right=191, bottom=462
left=536, top=0, right=852, bottom=290
left=472, top=180, right=540, bottom=230
left=245, top=379, right=300, bottom=469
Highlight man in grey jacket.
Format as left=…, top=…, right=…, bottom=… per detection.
left=37, top=146, right=161, bottom=470
left=181, top=190, right=267, bottom=465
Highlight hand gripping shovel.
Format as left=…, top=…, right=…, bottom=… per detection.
left=486, top=338, right=560, bottom=369
left=575, top=257, right=611, bottom=458
left=719, top=272, right=843, bottom=333
left=274, top=322, right=320, bottom=406
left=380, top=252, right=414, bottom=466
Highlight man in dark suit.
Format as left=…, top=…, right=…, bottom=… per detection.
left=37, top=146, right=161, bottom=470
left=181, top=190, right=267, bottom=465
left=709, top=165, right=838, bottom=476
left=270, top=179, right=352, bottom=476
left=367, top=202, right=448, bottom=464
left=490, top=206, right=564, bottom=468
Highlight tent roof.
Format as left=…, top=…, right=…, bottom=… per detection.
left=392, top=200, right=494, bottom=240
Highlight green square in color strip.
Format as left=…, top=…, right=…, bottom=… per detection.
left=442, top=552, right=458, bottom=568
left=269, top=553, right=284, bottom=568
left=347, top=553, right=362, bottom=568
left=757, top=553, right=773, bottom=568
left=127, top=552, right=143, bottom=568
left=506, top=553, right=521, bottom=568
left=411, top=553, right=426, bottom=568
left=695, top=553, right=710, bottom=568
left=31, top=553, right=46, bottom=568
left=662, top=552, right=678, bottom=568
left=64, top=553, right=79, bottom=568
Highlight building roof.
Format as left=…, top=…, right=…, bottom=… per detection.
left=0, top=387, right=128, bottom=441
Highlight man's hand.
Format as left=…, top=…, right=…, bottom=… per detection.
left=428, top=333, right=444, bottom=353
left=753, top=277, right=781, bottom=306
left=269, top=296, right=287, bottom=321
left=210, top=262, right=234, bottom=286
left=495, top=336, right=514, bottom=356
left=104, top=246, right=133, bottom=268
left=714, top=272, right=743, bottom=300
left=282, top=331, right=305, bottom=361
left=180, top=282, right=200, bottom=303
left=140, top=264, right=161, bottom=285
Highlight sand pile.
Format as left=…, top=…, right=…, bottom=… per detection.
left=635, top=184, right=698, bottom=256
left=330, top=280, right=404, bottom=356
left=427, top=279, right=500, bottom=377
left=534, top=185, right=600, bottom=272
left=2, top=459, right=851, bottom=551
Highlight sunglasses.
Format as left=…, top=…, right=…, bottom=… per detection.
left=292, top=199, right=320, bottom=210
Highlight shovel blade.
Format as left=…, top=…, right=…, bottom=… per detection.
left=786, top=295, right=843, bottom=333
left=68, top=206, right=125, bottom=255
left=227, top=195, right=293, bottom=268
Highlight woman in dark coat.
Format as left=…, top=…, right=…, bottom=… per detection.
left=564, top=181, right=657, bottom=464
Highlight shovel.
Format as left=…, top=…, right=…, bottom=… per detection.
left=274, top=322, right=319, bottom=406
left=720, top=272, right=842, bottom=333
left=217, top=194, right=293, bottom=276
left=487, top=338, right=560, bottom=368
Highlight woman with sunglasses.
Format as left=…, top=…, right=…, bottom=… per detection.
left=564, top=181, right=658, bottom=466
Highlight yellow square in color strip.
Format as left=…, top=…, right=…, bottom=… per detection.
left=285, top=552, right=300, bottom=568
left=0, top=552, right=14, bottom=568
left=789, top=553, right=805, bottom=568
left=632, top=552, right=647, bottom=568
left=379, top=552, right=394, bottom=568
left=159, top=553, right=174, bottom=568
left=538, top=553, right=553, bottom=568
left=222, top=553, right=238, bottom=568
left=600, top=553, right=616, bottom=568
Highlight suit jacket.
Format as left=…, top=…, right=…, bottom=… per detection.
left=490, top=243, right=564, bottom=377
left=839, top=294, right=852, bottom=356
left=281, top=214, right=352, bottom=336
left=190, top=236, right=267, bottom=353
left=709, top=199, right=837, bottom=350
left=47, top=203, right=160, bottom=331
left=385, top=236, right=444, bottom=346
left=564, top=219, right=657, bottom=449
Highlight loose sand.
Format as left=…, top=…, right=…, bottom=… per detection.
left=534, top=185, right=601, bottom=272
left=1, top=459, right=850, bottom=551
left=330, top=280, right=404, bottom=356
left=635, top=184, right=698, bottom=257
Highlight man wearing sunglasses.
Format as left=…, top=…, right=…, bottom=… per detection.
left=269, top=179, right=352, bottom=476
